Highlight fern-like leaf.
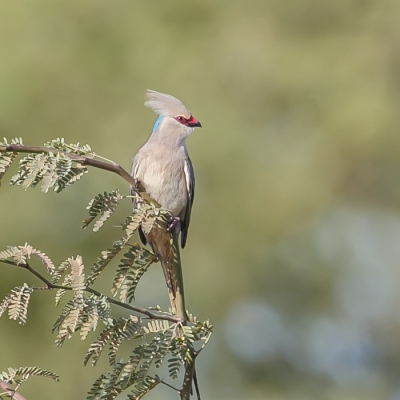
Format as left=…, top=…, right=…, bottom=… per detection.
left=88, top=335, right=167, bottom=399
left=53, top=297, right=111, bottom=347
left=141, top=207, right=170, bottom=235
left=41, top=152, right=58, bottom=192
left=51, top=260, right=70, bottom=284
left=69, top=256, right=85, bottom=302
left=52, top=300, right=83, bottom=346
left=123, top=207, right=150, bottom=237
left=10, top=150, right=87, bottom=193
left=143, top=319, right=171, bottom=334
left=152, top=330, right=175, bottom=369
left=86, top=362, right=133, bottom=400
left=0, top=137, right=23, bottom=184
left=54, top=155, right=87, bottom=193
left=0, top=366, right=59, bottom=385
left=111, top=244, right=155, bottom=303
left=127, top=376, right=160, bottom=400
left=167, top=357, right=181, bottom=380
left=87, top=361, right=136, bottom=400
left=0, top=243, right=55, bottom=273
left=24, top=243, right=55, bottom=273
left=182, top=325, right=196, bottom=344
left=44, top=137, right=94, bottom=156
left=84, top=323, right=116, bottom=367
left=10, top=153, right=44, bottom=189
left=6, top=284, right=33, bottom=325
left=54, top=270, right=73, bottom=307
left=80, top=302, right=99, bottom=341
left=86, top=240, right=126, bottom=285
left=82, top=190, right=123, bottom=232
left=0, top=293, right=12, bottom=319
left=140, top=215, right=157, bottom=235
left=92, top=294, right=113, bottom=327
left=86, top=372, right=109, bottom=400
left=108, top=317, right=144, bottom=366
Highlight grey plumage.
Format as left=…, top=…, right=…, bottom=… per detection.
left=131, top=90, right=201, bottom=249
left=131, top=91, right=202, bottom=396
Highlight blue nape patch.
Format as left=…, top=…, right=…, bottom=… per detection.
left=152, top=116, right=164, bottom=132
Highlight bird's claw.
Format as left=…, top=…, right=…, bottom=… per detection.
left=134, top=178, right=148, bottom=193
left=166, top=217, right=180, bottom=232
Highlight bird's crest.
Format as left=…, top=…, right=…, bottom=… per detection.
left=145, top=90, right=191, bottom=119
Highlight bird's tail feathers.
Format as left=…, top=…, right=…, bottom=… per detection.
left=147, top=227, right=177, bottom=307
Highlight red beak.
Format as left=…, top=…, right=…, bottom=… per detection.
left=187, top=116, right=202, bottom=128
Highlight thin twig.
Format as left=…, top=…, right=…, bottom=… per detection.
left=0, top=142, right=202, bottom=398
left=169, top=233, right=201, bottom=399
left=0, top=380, right=28, bottom=400
left=0, top=259, right=181, bottom=323
left=180, top=350, right=198, bottom=400
left=159, top=380, right=180, bottom=392
left=0, top=144, right=156, bottom=203
left=193, top=368, right=201, bottom=400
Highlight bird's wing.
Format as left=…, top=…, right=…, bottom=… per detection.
left=131, top=154, right=141, bottom=208
left=131, top=154, right=147, bottom=245
left=181, top=157, right=195, bottom=248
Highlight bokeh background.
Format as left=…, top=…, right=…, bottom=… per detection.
left=1, top=0, right=400, bottom=399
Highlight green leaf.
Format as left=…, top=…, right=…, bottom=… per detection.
left=167, top=357, right=181, bottom=380
left=108, top=317, right=144, bottom=366
left=122, top=207, right=150, bottom=237
left=52, top=260, right=71, bottom=284
left=52, top=300, right=83, bottom=346
left=10, top=151, right=87, bottom=193
left=53, top=154, right=87, bottom=193
left=6, top=284, right=33, bottom=325
left=86, top=240, right=126, bottom=285
left=111, top=244, right=155, bottom=303
left=0, top=243, right=55, bottom=273
left=84, top=322, right=116, bottom=367
left=0, top=366, right=59, bottom=385
left=127, top=376, right=160, bottom=400
left=82, top=190, right=123, bottom=232
left=70, top=256, right=85, bottom=302
left=143, top=319, right=171, bottom=334
left=80, top=302, right=99, bottom=341
left=0, top=137, right=23, bottom=185
left=44, top=138, right=94, bottom=156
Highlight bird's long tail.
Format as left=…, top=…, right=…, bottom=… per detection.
left=147, top=225, right=199, bottom=398
left=147, top=226, right=186, bottom=318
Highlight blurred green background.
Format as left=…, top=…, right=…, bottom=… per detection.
left=1, top=0, right=400, bottom=399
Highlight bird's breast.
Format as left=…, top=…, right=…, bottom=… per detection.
left=137, top=154, right=187, bottom=218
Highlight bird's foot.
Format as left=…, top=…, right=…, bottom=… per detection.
left=134, top=178, right=143, bottom=191
left=166, top=217, right=180, bottom=232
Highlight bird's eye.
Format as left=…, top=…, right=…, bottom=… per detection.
left=175, top=115, right=189, bottom=126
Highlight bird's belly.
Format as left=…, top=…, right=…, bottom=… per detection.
left=141, top=165, right=187, bottom=217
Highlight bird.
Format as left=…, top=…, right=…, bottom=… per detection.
left=131, top=89, right=201, bottom=305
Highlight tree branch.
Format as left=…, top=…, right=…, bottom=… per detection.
left=180, top=350, right=198, bottom=400
left=169, top=233, right=200, bottom=400
left=0, top=142, right=203, bottom=399
left=0, top=380, right=28, bottom=400
left=0, top=259, right=180, bottom=323
left=0, top=144, right=158, bottom=203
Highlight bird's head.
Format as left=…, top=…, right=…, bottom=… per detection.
left=145, top=90, right=201, bottom=140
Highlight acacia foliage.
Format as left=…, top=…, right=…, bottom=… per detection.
left=0, top=138, right=212, bottom=400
